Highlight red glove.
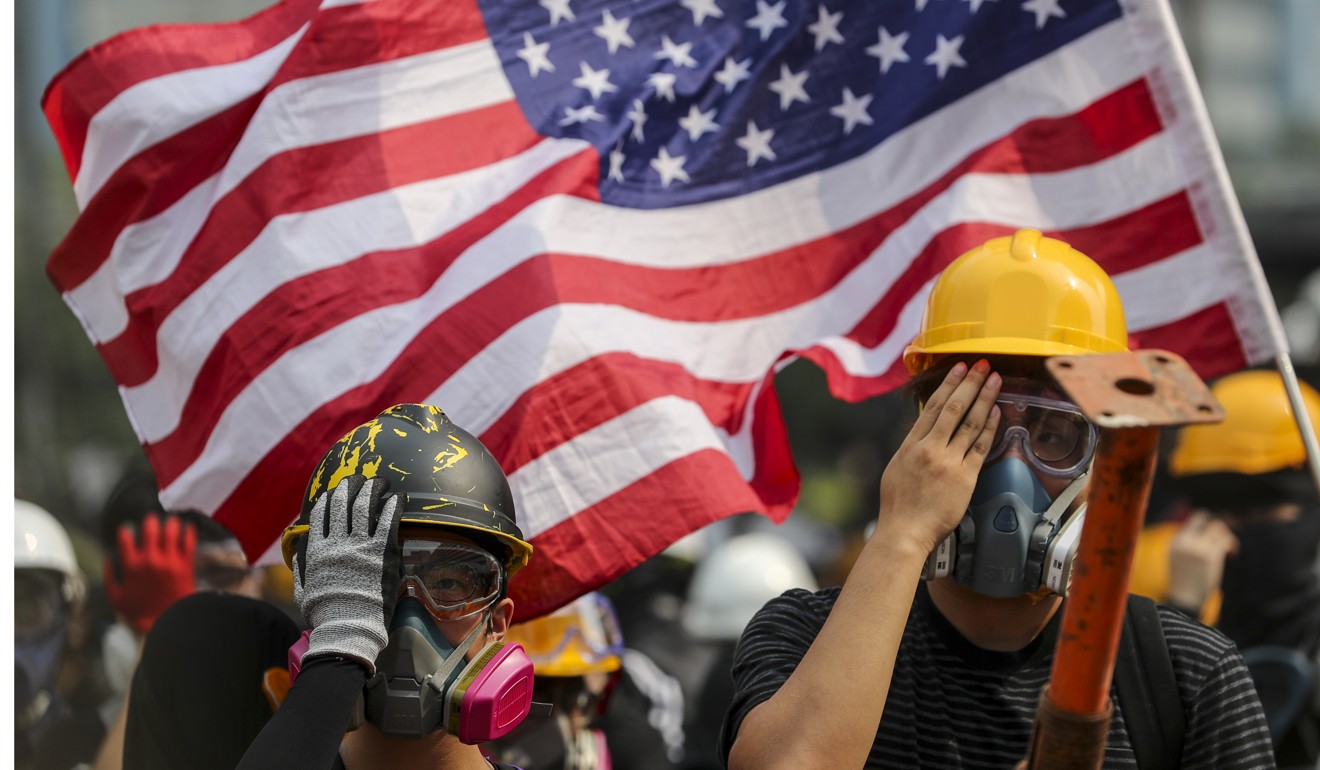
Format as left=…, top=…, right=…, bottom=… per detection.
left=103, top=513, right=198, bottom=635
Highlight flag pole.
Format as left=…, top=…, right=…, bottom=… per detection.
left=1274, top=352, right=1320, bottom=497
left=1139, top=0, right=1320, bottom=495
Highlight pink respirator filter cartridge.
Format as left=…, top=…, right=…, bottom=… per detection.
left=455, top=642, right=535, bottom=744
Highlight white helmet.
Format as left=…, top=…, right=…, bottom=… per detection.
left=15, top=499, right=84, bottom=601
left=682, top=532, right=818, bottom=641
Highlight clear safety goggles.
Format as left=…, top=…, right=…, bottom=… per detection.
left=987, top=383, right=1097, bottom=478
left=510, top=593, right=624, bottom=673
left=398, top=538, right=505, bottom=622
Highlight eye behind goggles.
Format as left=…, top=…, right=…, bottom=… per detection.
left=986, top=385, right=1097, bottom=478
left=399, top=538, right=505, bottom=622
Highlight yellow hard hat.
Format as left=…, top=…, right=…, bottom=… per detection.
left=1169, top=370, right=1320, bottom=477
left=505, top=592, right=623, bottom=677
left=903, top=229, right=1129, bottom=374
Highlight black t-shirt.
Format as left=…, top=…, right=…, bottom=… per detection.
left=720, top=584, right=1276, bottom=769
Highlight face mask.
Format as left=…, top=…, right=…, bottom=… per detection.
left=288, top=598, right=536, bottom=742
left=1218, top=512, right=1320, bottom=650
left=924, top=458, right=1089, bottom=598
left=15, top=621, right=67, bottom=727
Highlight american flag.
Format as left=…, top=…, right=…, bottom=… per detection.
left=43, top=0, right=1283, bottom=618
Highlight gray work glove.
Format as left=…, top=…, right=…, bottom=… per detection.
left=294, top=475, right=402, bottom=674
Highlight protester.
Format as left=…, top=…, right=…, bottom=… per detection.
left=119, top=592, right=301, bottom=770
left=1157, top=370, right=1320, bottom=768
left=487, top=592, right=624, bottom=769
left=237, top=403, right=535, bottom=770
left=96, top=469, right=265, bottom=706
left=600, top=534, right=705, bottom=770
left=16, top=499, right=108, bottom=770
left=720, top=230, right=1275, bottom=769
left=679, top=532, right=816, bottom=770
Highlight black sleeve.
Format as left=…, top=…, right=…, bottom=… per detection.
left=236, top=657, right=367, bottom=770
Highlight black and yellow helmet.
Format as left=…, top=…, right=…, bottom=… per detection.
left=281, top=404, right=532, bottom=576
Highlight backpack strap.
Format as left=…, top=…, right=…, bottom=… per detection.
left=1113, top=595, right=1185, bottom=770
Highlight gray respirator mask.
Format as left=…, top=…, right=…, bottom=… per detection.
left=923, top=460, right=1090, bottom=598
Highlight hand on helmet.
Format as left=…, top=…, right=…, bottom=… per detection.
left=877, top=360, right=1002, bottom=554
left=294, top=475, right=402, bottom=675
left=103, top=513, right=198, bottom=636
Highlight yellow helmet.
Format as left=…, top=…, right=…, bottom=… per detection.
left=1169, top=370, right=1320, bottom=477
left=903, top=229, right=1129, bottom=374
left=505, top=593, right=623, bottom=677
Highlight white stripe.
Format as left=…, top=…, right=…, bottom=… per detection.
left=216, top=39, right=512, bottom=204
left=508, top=397, right=732, bottom=538
left=126, top=137, right=588, bottom=443
left=1113, top=243, right=1231, bottom=329
left=106, top=21, right=1148, bottom=434
left=512, top=373, right=773, bottom=539
left=73, top=27, right=307, bottom=208
left=65, top=39, right=513, bottom=343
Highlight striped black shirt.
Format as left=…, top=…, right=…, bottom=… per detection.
left=719, top=584, right=1275, bottom=769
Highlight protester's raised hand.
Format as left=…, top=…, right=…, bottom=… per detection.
left=103, top=513, right=198, bottom=635
left=1166, top=510, right=1238, bottom=613
left=877, top=360, right=1002, bottom=554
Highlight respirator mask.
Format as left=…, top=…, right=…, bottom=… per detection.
left=923, top=385, right=1097, bottom=597
left=289, top=538, right=537, bottom=742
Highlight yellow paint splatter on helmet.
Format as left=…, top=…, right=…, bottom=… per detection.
left=307, top=420, right=385, bottom=504
left=433, top=442, right=468, bottom=471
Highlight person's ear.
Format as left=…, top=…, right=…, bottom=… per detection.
left=488, top=597, right=514, bottom=640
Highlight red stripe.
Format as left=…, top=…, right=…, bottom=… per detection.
left=133, top=82, right=1165, bottom=480
left=46, top=0, right=494, bottom=291
left=481, top=355, right=758, bottom=475
left=1129, top=302, right=1248, bottom=381
left=42, top=0, right=489, bottom=184
left=508, top=445, right=794, bottom=622
left=95, top=101, right=541, bottom=386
